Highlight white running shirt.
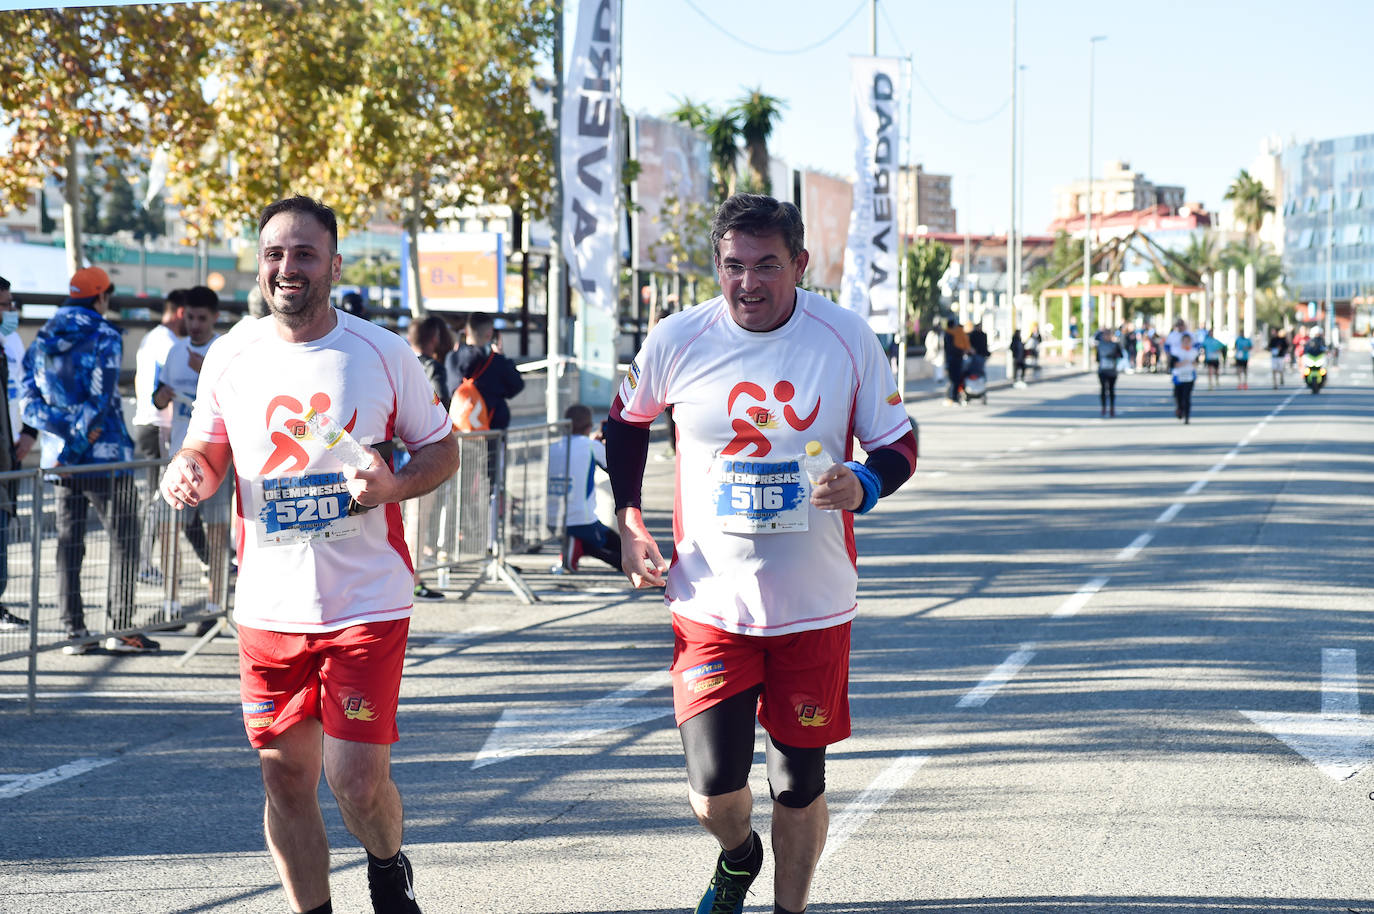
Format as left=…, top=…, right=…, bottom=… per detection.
left=548, top=434, right=606, bottom=528
left=163, top=333, right=219, bottom=452
left=133, top=323, right=181, bottom=429
left=616, top=290, right=910, bottom=637
left=186, top=311, right=451, bottom=633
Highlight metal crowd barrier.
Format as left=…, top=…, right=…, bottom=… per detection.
left=411, top=422, right=569, bottom=605
left=0, top=458, right=234, bottom=709
left=2, top=423, right=571, bottom=708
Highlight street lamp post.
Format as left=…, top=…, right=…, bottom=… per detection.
left=1082, top=34, right=1106, bottom=369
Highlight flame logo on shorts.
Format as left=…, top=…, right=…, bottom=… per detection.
left=343, top=694, right=377, bottom=721
left=795, top=700, right=830, bottom=728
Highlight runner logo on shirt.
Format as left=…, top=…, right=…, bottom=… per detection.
left=723, top=380, right=821, bottom=457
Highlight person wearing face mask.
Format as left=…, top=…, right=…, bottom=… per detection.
left=0, top=277, right=37, bottom=632
left=442, top=311, right=524, bottom=433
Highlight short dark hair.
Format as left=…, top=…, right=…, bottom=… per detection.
left=466, top=312, right=494, bottom=335
left=0, top=276, right=9, bottom=292
left=710, top=193, right=805, bottom=261
left=164, top=288, right=189, bottom=312
left=564, top=403, right=593, bottom=434
left=258, top=195, right=338, bottom=250
left=338, top=291, right=367, bottom=318
left=184, top=285, right=219, bottom=312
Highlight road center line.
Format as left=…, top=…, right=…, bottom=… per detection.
left=0, top=758, right=117, bottom=800
left=1156, top=503, right=1184, bottom=524
left=821, top=753, right=929, bottom=864
left=1115, top=532, right=1153, bottom=562
left=1052, top=576, right=1109, bottom=618
left=1323, top=648, right=1360, bottom=719
left=956, top=644, right=1037, bottom=708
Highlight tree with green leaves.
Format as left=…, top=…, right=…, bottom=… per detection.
left=1224, top=169, right=1276, bottom=244
left=0, top=5, right=210, bottom=274
left=904, top=236, right=951, bottom=336
left=1027, top=230, right=1086, bottom=299
left=163, top=0, right=555, bottom=317
left=733, top=88, right=786, bottom=195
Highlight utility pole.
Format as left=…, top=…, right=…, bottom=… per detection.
left=1082, top=35, right=1106, bottom=369
left=1326, top=196, right=1335, bottom=340
left=1006, top=0, right=1017, bottom=372
left=546, top=2, right=565, bottom=424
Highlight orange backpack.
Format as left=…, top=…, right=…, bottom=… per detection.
left=450, top=352, right=494, bottom=431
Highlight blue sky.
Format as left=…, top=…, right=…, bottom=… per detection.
left=621, top=0, right=1374, bottom=235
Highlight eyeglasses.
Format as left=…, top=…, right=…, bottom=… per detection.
left=719, top=261, right=789, bottom=280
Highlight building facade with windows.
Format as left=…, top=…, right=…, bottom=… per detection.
left=1281, top=132, right=1374, bottom=314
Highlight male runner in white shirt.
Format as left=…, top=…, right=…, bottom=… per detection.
left=606, top=194, right=918, bottom=914
left=160, top=196, right=457, bottom=914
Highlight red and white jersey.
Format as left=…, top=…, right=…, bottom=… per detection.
left=187, top=311, right=451, bottom=633
left=616, top=289, right=910, bottom=637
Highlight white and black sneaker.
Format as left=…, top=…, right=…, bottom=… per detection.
left=0, top=607, right=28, bottom=630
left=367, top=850, right=421, bottom=914
left=62, top=628, right=93, bottom=655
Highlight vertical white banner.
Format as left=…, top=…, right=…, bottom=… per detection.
left=840, top=56, right=901, bottom=336
left=562, top=0, right=620, bottom=315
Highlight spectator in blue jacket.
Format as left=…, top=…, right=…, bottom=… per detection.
left=21, top=267, right=151, bottom=654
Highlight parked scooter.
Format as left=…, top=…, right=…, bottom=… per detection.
left=1303, top=350, right=1327, bottom=393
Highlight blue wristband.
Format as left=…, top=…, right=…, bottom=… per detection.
left=844, top=460, right=881, bottom=514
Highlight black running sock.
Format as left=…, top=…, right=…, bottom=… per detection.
left=773, top=906, right=803, bottom=914
left=722, top=831, right=762, bottom=868
left=298, top=901, right=332, bottom=914
left=367, top=849, right=402, bottom=870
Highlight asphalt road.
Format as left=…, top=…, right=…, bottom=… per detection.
left=2, top=358, right=1373, bottom=914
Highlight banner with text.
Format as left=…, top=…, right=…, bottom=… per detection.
left=562, top=0, right=621, bottom=315
left=408, top=232, right=504, bottom=312
left=840, top=56, right=901, bottom=336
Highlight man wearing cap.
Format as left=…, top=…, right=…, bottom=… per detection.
left=21, top=266, right=151, bottom=653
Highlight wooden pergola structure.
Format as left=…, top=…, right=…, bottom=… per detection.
left=1030, top=228, right=1226, bottom=356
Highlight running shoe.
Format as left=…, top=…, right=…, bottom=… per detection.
left=62, top=628, right=93, bottom=655
left=695, top=832, right=762, bottom=914
left=412, top=584, right=445, bottom=602
left=367, top=850, right=421, bottom=914
left=105, top=633, right=161, bottom=653
left=0, top=607, right=28, bottom=630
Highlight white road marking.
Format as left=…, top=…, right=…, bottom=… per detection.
left=0, top=690, right=238, bottom=702
left=956, top=644, right=1037, bottom=708
left=1115, top=532, right=1153, bottom=562
left=424, top=627, right=499, bottom=645
left=926, top=470, right=949, bottom=478
left=1155, top=503, right=1184, bottom=524
left=0, top=758, right=117, bottom=800
left=1053, top=577, right=1109, bottom=618
left=1185, top=478, right=1208, bottom=496
left=472, top=670, right=672, bottom=768
left=820, top=753, right=929, bottom=864
left=1323, top=648, right=1360, bottom=719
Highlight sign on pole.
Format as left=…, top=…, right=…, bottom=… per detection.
left=561, top=0, right=620, bottom=316
left=840, top=56, right=902, bottom=337
left=402, top=232, right=505, bottom=313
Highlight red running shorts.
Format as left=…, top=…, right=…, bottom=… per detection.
left=670, top=614, right=852, bottom=749
left=238, top=619, right=409, bottom=749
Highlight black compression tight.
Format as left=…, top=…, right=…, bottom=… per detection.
left=680, top=686, right=827, bottom=809
left=1098, top=372, right=1117, bottom=410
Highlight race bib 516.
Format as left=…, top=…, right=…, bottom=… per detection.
left=710, top=456, right=809, bottom=534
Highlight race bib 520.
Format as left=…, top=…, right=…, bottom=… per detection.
left=255, top=471, right=362, bottom=546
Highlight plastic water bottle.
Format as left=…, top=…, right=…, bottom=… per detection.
left=301, top=407, right=372, bottom=469
left=803, top=440, right=833, bottom=485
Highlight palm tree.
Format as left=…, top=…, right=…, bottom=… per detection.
left=733, top=88, right=786, bottom=195
left=668, top=95, right=711, bottom=131
left=1223, top=169, right=1276, bottom=244
left=703, top=110, right=742, bottom=200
